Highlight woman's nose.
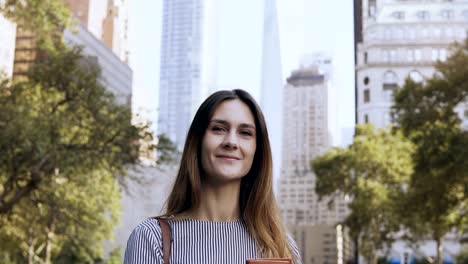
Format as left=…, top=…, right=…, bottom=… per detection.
left=223, top=130, right=238, bottom=149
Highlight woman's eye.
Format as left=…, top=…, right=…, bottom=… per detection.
left=212, top=126, right=225, bottom=132
left=240, top=130, right=253, bottom=136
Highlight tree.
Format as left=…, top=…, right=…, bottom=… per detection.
left=155, top=133, right=179, bottom=167
left=0, top=46, right=145, bottom=214
left=312, top=125, right=415, bottom=264
left=392, top=38, right=468, bottom=264
left=0, top=0, right=72, bottom=50
left=0, top=169, right=121, bottom=263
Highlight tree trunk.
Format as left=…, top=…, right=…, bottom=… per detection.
left=372, top=254, right=378, bottom=264
left=44, top=221, right=55, bottom=264
left=28, top=243, right=34, bottom=264
left=436, top=236, right=443, bottom=264
left=45, top=232, right=52, bottom=264
left=354, top=236, right=359, bottom=264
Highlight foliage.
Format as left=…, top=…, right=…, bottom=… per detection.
left=456, top=246, right=468, bottom=264
left=392, top=38, right=468, bottom=264
left=156, top=133, right=180, bottom=166
left=0, top=170, right=121, bottom=263
left=0, top=0, right=72, bottom=50
left=0, top=45, right=154, bottom=262
left=312, top=124, right=415, bottom=264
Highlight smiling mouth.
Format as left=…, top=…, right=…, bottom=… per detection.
left=216, top=155, right=240, bottom=160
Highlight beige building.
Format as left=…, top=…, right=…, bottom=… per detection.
left=279, top=64, right=348, bottom=226
left=65, top=0, right=128, bottom=63
left=289, top=224, right=354, bottom=264
left=279, top=62, right=350, bottom=264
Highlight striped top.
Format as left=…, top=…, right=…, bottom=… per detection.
left=124, top=218, right=302, bottom=264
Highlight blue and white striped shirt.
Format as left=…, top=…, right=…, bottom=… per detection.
left=124, top=218, right=302, bottom=264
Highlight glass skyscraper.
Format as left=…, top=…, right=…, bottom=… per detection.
left=158, top=0, right=203, bottom=149
left=261, top=0, right=283, bottom=180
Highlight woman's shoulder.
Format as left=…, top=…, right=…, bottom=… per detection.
left=124, top=218, right=164, bottom=263
left=126, top=218, right=164, bottom=247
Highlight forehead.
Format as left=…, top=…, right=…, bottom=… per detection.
left=211, top=99, right=255, bottom=125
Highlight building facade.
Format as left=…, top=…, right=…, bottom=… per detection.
left=278, top=64, right=349, bottom=264
left=279, top=64, right=347, bottom=226
left=63, top=23, right=132, bottom=106
left=65, top=0, right=129, bottom=63
left=356, top=0, right=468, bottom=128
left=289, top=224, right=354, bottom=264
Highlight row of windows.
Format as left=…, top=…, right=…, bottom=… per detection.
left=389, top=9, right=468, bottom=21
left=362, top=71, right=422, bottom=104
left=366, top=25, right=466, bottom=42
left=364, top=47, right=448, bottom=65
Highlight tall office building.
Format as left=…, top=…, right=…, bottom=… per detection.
left=278, top=64, right=347, bottom=225
left=278, top=63, right=350, bottom=264
left=158, top=0, right=217, bottom=149
left=356, top=0, right=468, bottom=128
left=0, top=14, right=16, bottom=78
left=260, top=0, right=283, bottom=180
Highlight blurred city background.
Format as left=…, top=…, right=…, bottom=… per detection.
left=0, top=0, right=467, bottom=263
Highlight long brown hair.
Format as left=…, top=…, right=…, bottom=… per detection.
left=164, top=89, right=294, bottom=259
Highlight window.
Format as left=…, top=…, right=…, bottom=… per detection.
left=434, top=27, right=441, bottom=38
left=440, top=48, right=447, bottom=61
left=432, top=49, right=439, bottom=62
left=364, top=52, right=368, bottom=64
left=364, top=114, right=369, bottom=124
left=417, top=11, right=430, bottom=21
left=441, top=10, right=454, bottom=20
left=415, top=49, right=422, bottom=62
left=392, top=11, right=405, bottom=20
left=382, top=50, right=389, bottom=63
left=409, top=71, right=424, bottom=83
left=445, top=27, right=453, bottom=38
left=383, top=71, right=398, bottom=85
left=383, top=71, right=398, bottom=99
left=407, top=49, right=414, bottom=62
left=364, top=89, right=370, bottom=103
left=390, top=50, right=397, bottom=62
left=364, top=76, right=370, bottom=85
left=463, top=10, right=468, bottom=20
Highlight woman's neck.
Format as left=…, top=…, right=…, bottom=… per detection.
left=184, top=180, right=241, bottom=222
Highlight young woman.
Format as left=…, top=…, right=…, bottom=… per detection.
left=124, top=89, right=301, bottom=264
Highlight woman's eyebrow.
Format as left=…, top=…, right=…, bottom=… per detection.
left=210, top=119, right=255, bottom=129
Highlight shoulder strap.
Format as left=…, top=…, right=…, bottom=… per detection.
left=156, top=217, right=171, bottom=264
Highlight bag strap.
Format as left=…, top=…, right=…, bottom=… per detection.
left=156, top=217, right=171, bottom=264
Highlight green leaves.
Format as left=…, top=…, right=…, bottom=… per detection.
left=0, top=46, right=155, bottom=261
left=312, top=125, right=415, bottom=263
left=0, top=0, right=72, bottom=50
left=391, top=38, right=468, bottom=256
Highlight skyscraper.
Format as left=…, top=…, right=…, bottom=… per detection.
left=278, top=63, right=350, bottom=264
left=260, top=0, right=283, bottom=180
left=158, top=0, right=216, bottom=149
left=279, top=64, right=347, bottom=225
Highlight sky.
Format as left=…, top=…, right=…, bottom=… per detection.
left=128, top=0, right=355, bottom=145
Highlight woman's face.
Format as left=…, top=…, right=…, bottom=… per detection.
left=201, top=99, right=257, bottom=185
